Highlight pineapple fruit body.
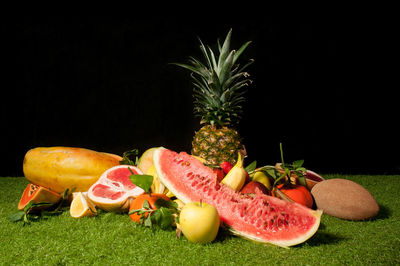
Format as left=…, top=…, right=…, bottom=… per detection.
left=191, top=125, right=242, bottom=167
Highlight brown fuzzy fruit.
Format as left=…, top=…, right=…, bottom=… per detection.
left=311, top=178, right=379, bottom=220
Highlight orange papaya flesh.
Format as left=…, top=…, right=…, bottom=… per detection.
left=18, top=183, right=62, bottom=211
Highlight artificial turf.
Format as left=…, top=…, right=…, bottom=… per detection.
left=1, top=175, right=399, bottom=265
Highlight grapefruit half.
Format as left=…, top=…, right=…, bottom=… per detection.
left=87, top=165, right=145, bottom=212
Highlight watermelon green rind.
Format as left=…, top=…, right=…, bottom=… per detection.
left=153, top=147, right=322, bottom=248
left=228, top=209, right=322, bottom=248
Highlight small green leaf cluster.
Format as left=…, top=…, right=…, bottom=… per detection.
left=119, top=149, right=140, bottom=166
left=128, top=170, right=179, bottom=230
left=8, top=201, right=53, bottom=225
left=128, top=198, right=179, bottom=230
left=8, top=188, right=74, bottom=225
left=250, top=143, right=308, bottom=188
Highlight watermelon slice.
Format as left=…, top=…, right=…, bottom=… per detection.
left=87, top=165, right=145, bottom=212
left=153, top=147, right=322, bottom=248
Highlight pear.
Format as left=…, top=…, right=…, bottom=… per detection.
left=220, top=153, right=246, bottom=191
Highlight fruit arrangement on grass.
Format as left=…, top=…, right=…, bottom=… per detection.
left=9, top=30, right=380, bottom=248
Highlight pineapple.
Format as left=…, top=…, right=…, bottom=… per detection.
left=175, top=29, right=253, bottom=166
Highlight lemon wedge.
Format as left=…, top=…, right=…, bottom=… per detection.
left=70, top=192, right=97, bottom=218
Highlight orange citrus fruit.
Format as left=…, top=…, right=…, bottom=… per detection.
left=129, top=193, right=171, bottom=222
left=279, top=185, right=314, bottom=208
left=70, top=192, right=97, bottom=218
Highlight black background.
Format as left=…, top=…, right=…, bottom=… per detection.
left=2, top=16, right=397, bottom=176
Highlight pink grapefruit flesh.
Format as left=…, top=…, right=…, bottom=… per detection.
left=87, top=165, right=145, bottom=212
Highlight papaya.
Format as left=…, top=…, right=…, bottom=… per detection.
left=23, top=147, right=122, bottom=193
left=18, top=183, right=62, bottom=210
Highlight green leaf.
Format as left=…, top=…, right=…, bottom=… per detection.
left=142, top=199, right=151, bottom=210
left=129, top=173, right=153, bottom=193
left=265, top=168, right=277, bottom=180
left=151, top=208, right=162, bottom=225
left=245, top=160, right=257, bottom=173
left=120, top=149, right=139, bottom=166
left=233, top=41, right=252, bottom=65
left=296, top=172, right=307, bottom=187
left=292, top=160, right=304, bottom=169
left=8, top=211, right=25, bottom=222
left=217, top=29, right=232, bottom=74
left=198, top=38, right=213, bottom=69
left=296, top=167, right=307, bottom=172
left=279, top=143, right=285, bottom=166
left=156, top=207, right=173, bottom=230
left=154, top=198, right=178, bottom=211
left=144, top=215, right=153, bottom=227
left=23, top=200, right=34, bottom=212
left=274, top=171, right=288, bottom=187
left=218, top=50, right=235, bottom=84
left=128, top=209, right=141, bottom=215
left=31, top=202, right=53, bottom=208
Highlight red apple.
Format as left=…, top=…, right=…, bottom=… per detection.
left=241, top=181, right=270, bottom=195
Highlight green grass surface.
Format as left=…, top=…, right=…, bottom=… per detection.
left=1, top=175, right=399, bottom=265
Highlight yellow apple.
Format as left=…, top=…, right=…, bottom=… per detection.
left=179, top=201, right=220, bottom=244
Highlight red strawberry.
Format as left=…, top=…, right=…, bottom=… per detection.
left=213, top=168, right=225, bottom=182
left=220, top=161, right=233, bottom=174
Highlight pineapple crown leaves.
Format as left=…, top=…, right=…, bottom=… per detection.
left=173, top=29, right=254, bottom=127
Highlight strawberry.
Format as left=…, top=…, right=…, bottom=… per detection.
left=213, top=168, right=225, bottom=183
left=220, top=161, right=233, bottom=174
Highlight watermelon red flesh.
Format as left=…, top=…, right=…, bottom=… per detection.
left=154, top=148, right=322, bottom=247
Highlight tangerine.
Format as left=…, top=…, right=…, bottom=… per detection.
left=279, top=185, right=314, bottom=209
left=129, top=193, right=171, bottom=222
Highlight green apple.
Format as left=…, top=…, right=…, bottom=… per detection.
left=179, top=201, right=220, bottom=244
left=252, top=171, right=272, bottom=190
